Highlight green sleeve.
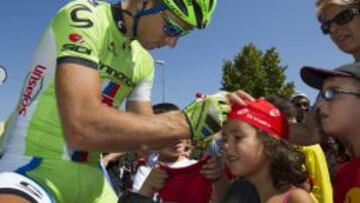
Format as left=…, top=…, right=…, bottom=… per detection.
left=51, top=1, right=105, bottom=69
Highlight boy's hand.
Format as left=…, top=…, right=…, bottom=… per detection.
left=139, top=165, right=168, bottom=198
left=200, top=156, right=223, bottom=182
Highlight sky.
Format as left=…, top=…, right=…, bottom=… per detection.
left=0, top=0, right=354, bottom=121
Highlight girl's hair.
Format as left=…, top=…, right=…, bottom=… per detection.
left=257, top=131, right=308, bottom=190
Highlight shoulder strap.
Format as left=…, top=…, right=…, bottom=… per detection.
left=282, top=187, right=295, bottom=203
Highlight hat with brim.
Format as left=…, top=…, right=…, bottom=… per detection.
left=300, top=63, right=360, bottom=90
left=290, top=91, right=309, bottom=102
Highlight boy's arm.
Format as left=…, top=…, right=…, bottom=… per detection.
left=138, top=166, right=168, bottom=198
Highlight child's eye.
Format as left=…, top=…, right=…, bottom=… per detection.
left=234, top=135, right=243, bottom=141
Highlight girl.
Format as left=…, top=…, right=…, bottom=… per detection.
left=222, top=99, right=315, bottom=203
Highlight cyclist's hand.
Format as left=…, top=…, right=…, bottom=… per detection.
left=183, top=91, right=230, bottom=142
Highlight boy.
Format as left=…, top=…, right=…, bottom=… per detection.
left=121, top=103, right=218, bottom=203
left=301, top=62, right=360, bottom=203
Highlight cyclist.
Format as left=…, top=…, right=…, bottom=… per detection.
left=0, top=0, right=228, bottom=202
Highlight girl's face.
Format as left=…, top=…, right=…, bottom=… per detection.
left=222, top=120, right=267, bottom=177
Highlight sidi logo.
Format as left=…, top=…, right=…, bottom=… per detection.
left=18, top=65, right=47, bottom=116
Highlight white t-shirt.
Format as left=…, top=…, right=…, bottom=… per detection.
left=131, top=157, right=197, bottom=193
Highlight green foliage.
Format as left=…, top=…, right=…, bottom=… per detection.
left=221, top=43, right=295, bottom=99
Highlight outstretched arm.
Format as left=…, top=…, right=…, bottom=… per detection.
left=56, top=63, right=190, bottom=152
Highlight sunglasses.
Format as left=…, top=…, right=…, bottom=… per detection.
left=160, top=11, right=192, bottom=37
left=319, top=87, right=360, bottom=102
left=320, top=7, right=360, bottom=34
left=294, top=101, right=310, bottom=108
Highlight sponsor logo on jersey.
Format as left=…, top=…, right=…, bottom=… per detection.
left=18, top=65, right=47, bottom=116
left=102, top=81, right=120, bottom=107
left=17, top=181, right=43, bottom=199
left=63, top=33, right=91, bottom=55
left=70, top=4, right=94, bottom=28
left=99, top=62, right=136, bottom=88
left=68, top=33, right=84, bottom=43
left=61, top=44, right=92, bottom=55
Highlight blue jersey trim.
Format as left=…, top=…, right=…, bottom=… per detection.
left=15, top=157, right=42, bottom=175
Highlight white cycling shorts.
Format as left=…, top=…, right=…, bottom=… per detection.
left=0, top=172, right=54, bottom=203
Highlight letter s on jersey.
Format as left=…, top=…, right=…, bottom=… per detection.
left=70, top=4, right=94, bottom=28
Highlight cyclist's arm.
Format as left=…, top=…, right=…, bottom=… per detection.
left=55, top=63, right=190, bottom=152
left=126, top=101, right=153, bottom=115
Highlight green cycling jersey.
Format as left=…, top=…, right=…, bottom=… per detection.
left=0, top=1, right=155, bottom=202
left=1, top=0, right=154, bottom=163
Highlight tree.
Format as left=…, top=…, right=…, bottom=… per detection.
left=221, top=43, right=295, bottom=99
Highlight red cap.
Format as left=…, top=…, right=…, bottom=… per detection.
left=227, top=99, right=289, bottom=140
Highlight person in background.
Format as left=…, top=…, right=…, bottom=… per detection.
left=316, top=0, right=360, bottom=61
left=290, top=92, right=310, bottom=123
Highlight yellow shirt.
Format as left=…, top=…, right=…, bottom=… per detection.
left=300, top=144, right=333, bottom=203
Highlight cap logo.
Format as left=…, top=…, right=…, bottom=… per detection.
left=229, top=99, right=288, bottom=139
left=237, top=108, right=249, bottom=115
left=269, top=109, right=280, bottom=117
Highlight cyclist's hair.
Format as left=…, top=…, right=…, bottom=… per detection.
left=153, top=102, right=180, bottom=114
left=316, top=0, right=360, bottom=18
left=257, top=130, right=308, bottom=190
